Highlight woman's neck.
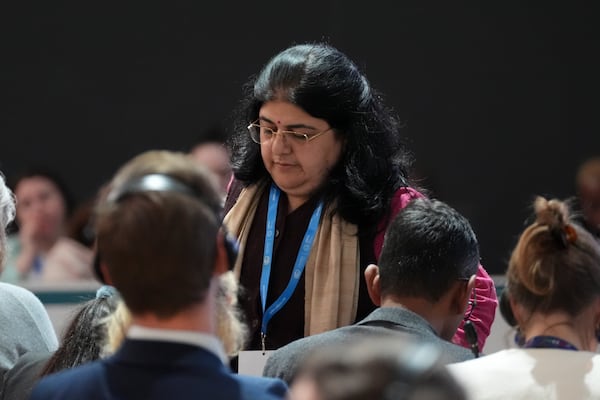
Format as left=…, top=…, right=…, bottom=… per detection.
left=522, top=312, right=596, bottom=352
left=285, top=194, right=309, bottom=213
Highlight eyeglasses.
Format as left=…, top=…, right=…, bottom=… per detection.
left=247, top=120, right=333, bottom=144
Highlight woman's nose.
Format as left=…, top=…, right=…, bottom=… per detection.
left=270, top=132, right=292, bottom=153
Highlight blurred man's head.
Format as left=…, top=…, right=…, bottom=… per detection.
left=94, top=150, right=227, bottom=318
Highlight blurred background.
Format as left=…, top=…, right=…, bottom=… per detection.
left=1, top=1, right=597, bottom=274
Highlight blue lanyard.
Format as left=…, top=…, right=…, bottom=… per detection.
left=523, top=335, right=578, bottom=351
left=260, top=183, right=323, bottom=350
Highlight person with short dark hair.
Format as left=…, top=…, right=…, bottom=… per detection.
left=263, top=198, right=479, bottom=384
left=30, top=150, right=287, bottom=400
left=448, top=196, right=600, bottom=399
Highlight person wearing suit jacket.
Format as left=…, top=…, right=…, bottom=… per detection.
left=263, top=198, right=482, bottom=384
left=30, top=150, right=288, bottom=400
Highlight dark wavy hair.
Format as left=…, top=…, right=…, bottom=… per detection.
left=228, top=42, right=414, bottom=230
left=39, top=286, right=121, bottom=376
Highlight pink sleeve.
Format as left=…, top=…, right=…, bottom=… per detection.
left=452, top=263, right=498, bottom=352
left=373, top=187, right=424, bottom=259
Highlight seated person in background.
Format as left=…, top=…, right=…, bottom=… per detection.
left=31, top=150, right=288, bottom=399
left=188, top=124, right=233, bottom=200
left=41, top=194, right=97, bottom=283
left=2, top=166, right=93, bottom=283
left=290, top=337, right=467, bottom=400
left=0, top=171, right=58, bottom=382
left=264, top=198, right=481, bottom=384
left=447, top=196, right=600, bottom=399
left=574, top=157, right=600, bottom=238
left=1, top=285, right=126, bottom=400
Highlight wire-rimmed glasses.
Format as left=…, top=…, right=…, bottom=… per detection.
left=247, top=120, right=333, bottom=144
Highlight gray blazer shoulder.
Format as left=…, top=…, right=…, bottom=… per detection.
left=263, top=307, right=474, bottom=384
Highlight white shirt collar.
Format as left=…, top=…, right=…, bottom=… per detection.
left=127, top=325, right=228, bottom=364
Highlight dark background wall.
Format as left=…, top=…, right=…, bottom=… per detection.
left=1, top=1, right=598, bottom=274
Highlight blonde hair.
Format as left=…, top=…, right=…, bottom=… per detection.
left=216, top=271, right=248, bottom=357
left=103, top=299, right=132, bottom=355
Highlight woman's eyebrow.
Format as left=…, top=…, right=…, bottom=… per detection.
left=258, top=116, right=317, bottom=130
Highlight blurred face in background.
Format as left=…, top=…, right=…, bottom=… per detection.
left=15, top=176, right=68, bottom=243
left=577, top=158, right=600, bottom=230
left=189, top=142, right=233, bottom=197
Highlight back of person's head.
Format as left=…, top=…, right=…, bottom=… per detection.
left=291, top=337, right=467, bottom=400
left=40, top=285, right=122, bottom=376
left=230, top=42, right=413, bottom=228
left=94, top=150, right=224, bottom=318
left=506, top=196, right=600, bottom=317
left=0, top=171, right=16, bottom=268
left=378, top=198, right=479, bottom=302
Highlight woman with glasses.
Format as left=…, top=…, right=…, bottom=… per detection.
left=224, top=42, right=497, bottom=353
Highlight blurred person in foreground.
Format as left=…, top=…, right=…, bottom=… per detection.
left=31, top=150, right=287, bottom=399
left=290, top=337, right=467, bottom=400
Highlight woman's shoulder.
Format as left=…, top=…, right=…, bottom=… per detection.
left=389, top=186, right=426, bottom=214
left=0, top=282, right=44, bottom=308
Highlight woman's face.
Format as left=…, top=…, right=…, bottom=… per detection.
left=257, top=100, right=344, bottom=207
left=15, top=176, right=68, bottom=240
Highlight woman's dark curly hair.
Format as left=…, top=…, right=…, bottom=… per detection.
left=228, top=42, right=414, bottom=231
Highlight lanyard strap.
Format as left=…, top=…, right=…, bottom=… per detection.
left=523, top=335, right=578, bottom=351
left=260, top=183, right=323, bottom=345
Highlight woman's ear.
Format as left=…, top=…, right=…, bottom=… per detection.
left=364, top=264, right=382, bottom=306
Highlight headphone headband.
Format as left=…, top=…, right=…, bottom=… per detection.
left=107, top=174, right=198, bottom=204
left=94, top=173, right=238, bottom=284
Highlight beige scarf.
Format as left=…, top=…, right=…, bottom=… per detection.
left=223, top=181, right=359, bottom=336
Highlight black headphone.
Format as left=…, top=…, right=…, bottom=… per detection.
left=93, top=173, right=238, bottom=283
left=462, top=290, right=479, bottom=358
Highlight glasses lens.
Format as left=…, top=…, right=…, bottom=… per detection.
left=248, top=125, right=262, bottom=144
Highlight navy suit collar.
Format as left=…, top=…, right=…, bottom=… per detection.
left=109, top=338, right=230, bottom=372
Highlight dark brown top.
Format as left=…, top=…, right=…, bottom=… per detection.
left=225, top=180, right=377, bottom=350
